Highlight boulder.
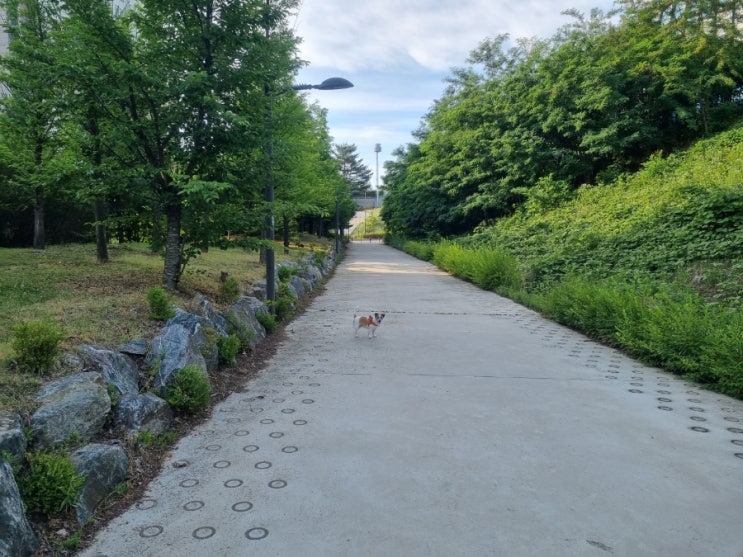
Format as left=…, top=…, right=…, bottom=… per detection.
left=289, top=275, right=312, bottom=299
left=191, top=293, right=229, bottom=335
left=31, top=373, right=111, bottom=450
left=70, top=443, right=129, bottom=525
left=148, top=312, right=213, bottom=390
left=0, top=460, right=39, bottom=557
left=0, top=413, right=26, bottom=462
left=79, top=344, right=140, bottom=396
left=225, top=296, right=268, bottom=349
left=120, top=338, right=149, bottom=357
left=114, top=393, right=173, bottom=435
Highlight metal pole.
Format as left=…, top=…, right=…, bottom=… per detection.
left=374, top=143, right=381, bottom=207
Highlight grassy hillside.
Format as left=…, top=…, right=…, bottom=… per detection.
left=390, top=126, right=743, bottom=398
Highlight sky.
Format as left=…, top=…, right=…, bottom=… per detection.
left=292, top=0, right=618, bottom=190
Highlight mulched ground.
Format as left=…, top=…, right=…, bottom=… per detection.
left=31, top=284, right=325, bottom=556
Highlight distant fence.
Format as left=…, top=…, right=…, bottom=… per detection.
left=353, top=195, right=384, bottom=209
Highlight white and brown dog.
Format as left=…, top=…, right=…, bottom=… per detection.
left=353, top=311, right=385, bottom=338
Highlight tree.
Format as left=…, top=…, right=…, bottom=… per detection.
left=332, top=143, right=372, bottom=196
left=0, top=0, right=64, bottom=250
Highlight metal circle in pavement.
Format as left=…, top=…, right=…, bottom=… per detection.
left=690, top=416, right=707, bottom=422
left=732, top=440, right=743, bottom=447
left=243, top=445, right=260, bottom=453
left=629, top=389, right=643, bottom=394
left=282, top=446, right=299, bottom=453
left=213, top=460, right=231, bottom=469
left=245, top=527, right=269, bottom=540
left=183, top=501, right=204, bottom=511
left=728, top=428, right=743, bottom=434
left=658, top=406, right=673, bottom=411
left=255, top=461, right=272, bottom=470
left=224, top=479, right=243, bottom=488
left=232, top=501, right=253, bottom=512
left=268, top=480, right=287, bottom=489
left=192, top=527, right=215, bottom=540
left=690, top=426, right=709, bottom=433
left=180, top=479, right=199, bottom=488
left=139, top=525, right=163, bottom=538
left=293, top=420, right=308, bottom=425
left=136, top=499, right=157, bottom=510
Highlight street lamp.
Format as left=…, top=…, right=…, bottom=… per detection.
left=264, top=76, right=354, bottom=308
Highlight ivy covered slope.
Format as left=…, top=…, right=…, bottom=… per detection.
left=462, top=126, right=743, bottom=397
left=471, top=126, right=743, bottom=290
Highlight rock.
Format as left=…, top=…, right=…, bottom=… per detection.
left=289, top=275, right=312, bottom=298
left=52, top=351, right=85, bottom=375
left=31, top=373, right=111, bottom=450
left=70, top=443, right=129, bottom=525
left=120, top=339, right=148, bottom=357
left=79, top=344, right=140, bottom=396
left=0, top=460, right=39, bottom=557
left=191, top=293, right=229, bottom=335
left=225, top=296, right=268, bottom=349
left=114, top=393, right=173, bottom=435
left=0, top=413, right=26, bottom=462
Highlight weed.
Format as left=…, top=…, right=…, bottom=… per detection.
left=217, top=276, right=241, bottom=304
left=218, top=334, right=241, bottom=364
left=224, top=313, right=255, bottom=350
left=257, top=311, right=277, bottom=334
left=17, top=450, right=86, bottom=516
left=147, top=286, right=176, bottom=321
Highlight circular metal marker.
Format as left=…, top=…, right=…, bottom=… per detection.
left=728, top=428, right=743, bottom=434
left=226, top=417, right=241, bottom=423
left=291, top=390, right=303, bottom=395
left=269, top=432, right=284, bottom=438
left=657, top=390, right=671, bottom=395
left=300, top=375, right=311, bottom=380
left=732, top=440, right=743, bottom=447
left=689, top=407, right=705, bottom=412
left=690, top=426, right=709, bottom=433
left=136, top=499, right=157, bottom=510
left=224, top=479, right=243, bottom=488
left=657, top=398, right=672, bottom=403
left=268, top=480, right=287, bottom=489
left=232, top=501, right=253, bottom=512
left=687, top=391, right=700, bottom=395
left=205, top=444, right=221, bottom=452
left=250, top=408, right=264, bottom=414
left=243, top=445, right=259, bottom=453
left=183, top=500, right=204, bottom=511
left=293, top=420, right=308, bottom=426
left=725, top=417, right=741, bottom=423
left=180, top=479, right=199, bottom=488
left=690, top=416, right=707, bottom=422
left=657, top=406, right=673, bottom=411
left=281, top=408, right=296, bottom=414
left=213, top=460, right=231, bottom=469
left=309, top=383, right=321, bottom=387
left=273, top=398, right=285, bottom=403
left=688, top=399, right=702, bottom=403
left=736, top=453, right=743, bottom=460
left=234, top=430, right=250, bottom=437
left=139, top=525, right=163, bottom=538
left=255, top=461, right=272, bottom=470
left=260, top=419, right=274, bottom=425
left=302, top=399, right=315, bottom=404
left=192, top=527, right=216, bottom=540
left=282, top=446, right=299, bottom=453
left=245, top=528, right=269, bottom=540
left=629, top=389, right=643, bottom=394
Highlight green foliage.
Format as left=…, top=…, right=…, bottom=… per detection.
left=132, top=430, right=177, bottom=449
left=10, top=320, right=65, bottom=374
left=147, top=287, right=176, bottom=321
left=224, top=313, right=255, bottom=350
left=274, top=282, right=297, bottom=322
left=163, top=365, right=211, bottom=415
left=277, top=265, right=295, bottom=283
left=256, top=310, right=277, bottom=334
left=432, top=242, right=523, bottom=293
left=217, top=276, right=241, bottom=304
left=18, top=450, right=86, bottom=516
left=403, top=240, right=435, bottom=261
left=217, top=334, right=241, bottom=364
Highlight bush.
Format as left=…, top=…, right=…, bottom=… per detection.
left=147, top=286, right=176, bottom=320
left=218, top=334, right=241, bottom=364
left=225, top=313, right=255, bottom=350
left=256, top=310, right=277, bottom=334
left=217, top=276, right=241, bottom=304
left=18, top=450, right=85, bottom=515
left=164, top=365, right=211, bottom=414
left=10, top=320, right=65, bottom=374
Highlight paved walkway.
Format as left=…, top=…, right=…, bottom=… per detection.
left=81, top=243, right=743, bottom=557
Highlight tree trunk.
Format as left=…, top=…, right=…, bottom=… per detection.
left=33, top=185, right=45, bottom=250
left=162, top=200, right=182, bottom=291
left=94, top=196, right=109, bottom=263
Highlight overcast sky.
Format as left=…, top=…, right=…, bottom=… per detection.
left=292, top=0, right=618, bottom=189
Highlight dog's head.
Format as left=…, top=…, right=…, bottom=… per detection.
left=374, top=313, right=385, bottom=325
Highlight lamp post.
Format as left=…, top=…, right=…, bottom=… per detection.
left=264, top=77, right=353, bottom=309
left=374, top=143, right=381, bottom=207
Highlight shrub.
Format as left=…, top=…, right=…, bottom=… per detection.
left=10, top=320, right=65, bottom=374
left=147, top=286, right=176, bottom=320
left=218, top=276, right=241, bottom=304
left=225, top=313, right=255, bottom=350
left=218, top=334, right=241, bottom=364
left=256, top=310, right=277, bottom=334
left=164, top=365, right=211, bottom=414
left=18, top=450, right=85, bottom=515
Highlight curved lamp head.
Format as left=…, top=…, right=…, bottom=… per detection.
left=293, top=77, right=354, bottom=91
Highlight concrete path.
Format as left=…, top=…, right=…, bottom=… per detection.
left=80, top=243, right=743, bottom=557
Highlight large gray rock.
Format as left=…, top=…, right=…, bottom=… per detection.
left=79, top=344, right=140, bottom=396
left=148, top=310, right=220, bottom=390
left=114, top=393, right=173, bottom=435
left=289, top=275, right=312, bottom=299
left=0, top=413, right=26, bottom=462
left=225, top=296, right=268, bottom=349
left=70, top=443, right=129, bottom=525
left=0, top=460, right=39, bottom=557
left=31, top=373, right=111, bottom=450
left=120, top=338, right=148, bottom=357
left=191, top=293, right=229, bottom=335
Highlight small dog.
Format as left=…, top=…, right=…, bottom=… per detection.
left=353, top=311, right=385, bottom=338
